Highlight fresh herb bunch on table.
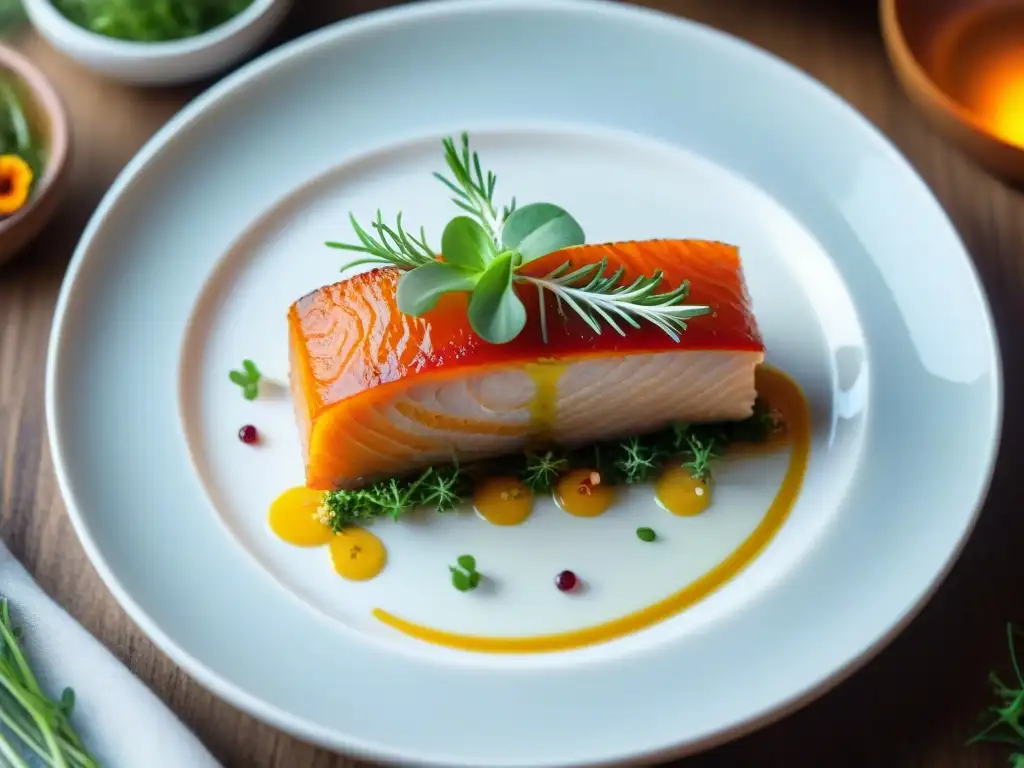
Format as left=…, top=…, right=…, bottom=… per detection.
left=0, top=599, right=100, bottom=768
left=50, top=0, right=255, bottom=42
left=970, top=623, right=1024, bottom=766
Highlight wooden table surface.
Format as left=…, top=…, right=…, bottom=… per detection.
left=2, top=1, right=1022, bottom=766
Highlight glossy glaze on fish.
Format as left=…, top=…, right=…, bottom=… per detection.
left=289, top=240, right=764, bottom=490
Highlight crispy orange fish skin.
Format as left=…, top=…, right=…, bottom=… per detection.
left=289, top=239, right=764, bottom=490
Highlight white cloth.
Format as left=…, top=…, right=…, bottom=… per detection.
left=0, top=543, right=222, bottom=768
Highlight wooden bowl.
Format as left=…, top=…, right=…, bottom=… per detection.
left=880, top=0, right=1024, bottom=183
left=0, top=43, right=70, bottom=266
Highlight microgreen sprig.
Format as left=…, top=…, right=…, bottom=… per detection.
left=228, top=359, right=261, bottom=401
left=326, top=132, right=709, bottom=345
left=450, top=555, right=481, bottom=592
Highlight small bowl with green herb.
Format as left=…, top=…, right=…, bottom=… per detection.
left=0, top=43, right=69, bottom=266
left=22, top=0, right=291, bottom=85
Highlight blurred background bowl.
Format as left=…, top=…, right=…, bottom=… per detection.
left=881, top=0, right=1024, bottom=183
left=21, top=0, right=292, bottom=86
left=0, top=42, right=69, bottom=266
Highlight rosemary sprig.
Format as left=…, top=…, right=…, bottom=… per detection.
left=327, top=211, right=437, bottom=274
left=434, top=133, right=516, bottom=244
left=325, top=132, right=710, bottom=345
left=516, top=258, right=711, bottom=343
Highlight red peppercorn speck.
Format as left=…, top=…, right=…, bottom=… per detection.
left=555, top=570, right=577, bottom=592
left=238, top=424, right=258, bottom=444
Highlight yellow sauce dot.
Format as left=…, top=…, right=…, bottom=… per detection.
left=555, top=468, right=615, bottom=518
left=268, top=487, right=333, bottom=547
left=654, top=466, right=713, bottom=517
left=474, top=477, right=534, bottom=526
left=328, top=528, right=387, bottom=581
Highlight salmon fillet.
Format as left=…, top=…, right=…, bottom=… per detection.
left=289, top=240, right=764, bottom=490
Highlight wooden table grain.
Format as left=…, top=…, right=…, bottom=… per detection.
left=2, top=1, right=1022, bottom=766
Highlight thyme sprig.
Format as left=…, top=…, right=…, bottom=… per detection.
left=326, top=132, right=709, bottom=345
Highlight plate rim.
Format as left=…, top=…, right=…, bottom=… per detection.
left=43, top=0, right=1004, bottom=765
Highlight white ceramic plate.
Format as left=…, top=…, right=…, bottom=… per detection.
left=45, top=1, right=1002, bottom=765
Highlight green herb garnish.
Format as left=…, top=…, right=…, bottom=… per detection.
left=636, top=527, right=657, bottom=542
left=450, top=554, right=481, bottom=592
left=50, top=0, right=255, bottom=42
left=319, top=462, right=468, bottom=532
left=520, top=449, right=568, bottom=493
left=0, top=598, right=101, bottom=768
left=327, top=132, right=710, bottom=345
left=613, top=436, right=663, bottom=485
left=317, top=403, right=776, bottom=529
left=968, top=623, right=1024, bottom=764
left=228, top=359, right=260, bottom=400
left=681, top=433, right=719, bottom=483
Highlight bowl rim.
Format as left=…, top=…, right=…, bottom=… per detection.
left=0, top=42, right=70, bottom=239
left=880, top=0, right=1024, bottom=155
left=22, top=0, right=281, bottom=58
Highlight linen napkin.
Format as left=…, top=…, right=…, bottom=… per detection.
left=0, top=542, right=222, bottom=768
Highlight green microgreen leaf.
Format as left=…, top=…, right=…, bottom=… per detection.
left=397, top=262, right=477, bottom=316
left=502, top=202, right=585, bottom=263
left=467, top=252, right=527, bottom=344
left=229, top=359, right=261, bottom=401
left=450, top=568, right=472, bottom=592
left=450, top=555, right=481, bottom=592
left=441, top=215, right=497, bottom=270
left=636, top=527, right=657, bottom=542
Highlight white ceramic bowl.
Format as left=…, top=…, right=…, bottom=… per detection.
left=22, top=0, right=292, bottom=86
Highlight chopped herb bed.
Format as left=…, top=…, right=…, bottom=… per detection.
left=317, top=398, right=776, bottom=531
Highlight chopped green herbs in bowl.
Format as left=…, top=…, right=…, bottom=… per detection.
left=50, top=0, right=256, bottom=43
left=22, top=0, right=291, bottom=85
